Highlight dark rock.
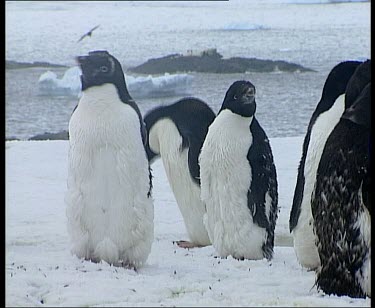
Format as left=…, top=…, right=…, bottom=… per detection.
left=128, top=49, right=315, bottom=74
left=6, top=60, right=68, bottom=70
left=28, top=130, right=69, bottom=141
left=5, top=136, right=20, bottom=141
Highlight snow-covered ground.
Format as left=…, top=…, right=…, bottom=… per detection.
left=5, top=138, right=370, bottom=307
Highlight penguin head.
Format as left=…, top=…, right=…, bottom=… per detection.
left=342, top=82, right=371, bottom=130
left=76, top=50, right=127, bottom=92
left=344, top=59, right=371, bottom=109
left=220, top=80, right=256, bottom=117
left=318, top=60, right=362, bottom=112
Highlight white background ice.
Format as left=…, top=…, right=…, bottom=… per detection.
left=38, top=67, right=194, bottom=98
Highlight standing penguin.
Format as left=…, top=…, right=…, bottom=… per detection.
left=311, top=60, right=371, bottom=298
left=199, top=80, right=278, bottom=260
left=144, top=97, right=215, bottom=248
left=65, top=50, right=154, bottom=269
left=289, top=60, right=362, bottom=270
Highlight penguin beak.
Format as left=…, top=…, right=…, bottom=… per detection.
left=242, top=96, right=256, bottom=117
left=242, top=95, right=255, bottom=105
left=241, top=86, right=256, bottom=105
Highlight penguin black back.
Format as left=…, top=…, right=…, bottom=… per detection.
left=247, top=118, right=278, bottom=260
left=344, top=59, right=371, bottom=110
left=144, top=97, right=216, bottom=184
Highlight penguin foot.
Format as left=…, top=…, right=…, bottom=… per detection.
left=174, top=240, right=204, bottom=249
left=234, top=256, right=245, bottom=261
left=120, top=261, right=138, bottom=272
left=213, top=255, right=227, bottom=259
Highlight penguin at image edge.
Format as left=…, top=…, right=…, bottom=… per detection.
left=289, top=60, right=362, bottom=270
left=144, top=97, right=216, bottom=249
left=199, top=80, right=278, bottom=261
left=65, top=50, right=154, bottom=270
left=311, top=60, right=371, bottom=298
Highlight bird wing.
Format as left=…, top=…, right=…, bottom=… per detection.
left=90, top=25, right=100, bottom=32
left=77, top=25, right=100, bottom=43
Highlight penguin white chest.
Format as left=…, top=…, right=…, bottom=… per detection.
left=66, top=84, right=153, bottom=267
left=293, top=94, right=345, bottom=269
left=148, top=118, right=210, bottom=245
left=200, top=110, right=266, bottom=259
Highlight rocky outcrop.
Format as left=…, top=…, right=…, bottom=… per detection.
left=6, top=60, right=68, bottom=70
left=28, top=130, right=69, bottom=141
left=129, top=49, right=315, bottom=74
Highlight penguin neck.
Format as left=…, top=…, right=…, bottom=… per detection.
left=217, top=109, right=254, bottom=129
left=115, top=80, right=133, bottom=103
left=313, top=93, right=345, bottom=121
left=81, top=83, right=124, bottom=107
left=82, top=83, right=132, bottom=105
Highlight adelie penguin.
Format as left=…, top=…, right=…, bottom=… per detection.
left=144, top=97, right=215, bottom=249
left=289, top=60, right=362, bottom=270
left=311, top=60, right=371, bottom=298
left=65, top=50, right=154, bottom=269
left=199, top=80, right=278, bottom=260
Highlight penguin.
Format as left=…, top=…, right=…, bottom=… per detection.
left=289, top=60, right=362, bottom=270
left=199, top=80, right=278, bottom=260
left=65, top=50, right=154, bottom=270
left=311, top=60, right=371, bottom=298
left=144, top=97, right=216, bottom=248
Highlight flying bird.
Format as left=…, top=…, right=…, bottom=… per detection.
left=77, top=25, right=100, bottom=43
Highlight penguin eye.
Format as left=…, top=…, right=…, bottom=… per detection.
left=233, top=95, right=238, bottom=100
left=100, top=66, right=108, bottom=73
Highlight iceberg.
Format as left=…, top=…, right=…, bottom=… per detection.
left=37, top=66, right=194, bottom=99
left=125, top=73, right=193, bottom=98
left=38, top=66, right=81, bottom=97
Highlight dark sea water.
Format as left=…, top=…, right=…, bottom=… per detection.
left=5, top=68, right=326, bottom=140
left=5, top=0, right=370, bottom=140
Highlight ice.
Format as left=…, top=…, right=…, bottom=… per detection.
left=38, top=66, right=82, bottom=97
left=5, top=137, right=371, bottom=306
left=37, top=67, right=193, bottom=98
left=125, top=73, right=194, bottom=98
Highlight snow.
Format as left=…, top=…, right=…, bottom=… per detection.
left=38, top=67, right=194, bottom=98
left=5, top=138, right=370, bottom=306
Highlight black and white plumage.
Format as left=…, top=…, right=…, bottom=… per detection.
left=144, top=98, right=215, bottom=248
left=311, top=60, right=371, bottom=298
left=289, top=60, right=362, bottom=270
left=199, top=80, right=278, bottom=260
left=65, top=50, right=154, bottom=269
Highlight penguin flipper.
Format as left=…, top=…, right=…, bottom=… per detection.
left=187, top=137, right=202, bottom=186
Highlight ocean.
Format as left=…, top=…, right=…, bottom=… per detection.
left=5, top=0, right=370, bottom=140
